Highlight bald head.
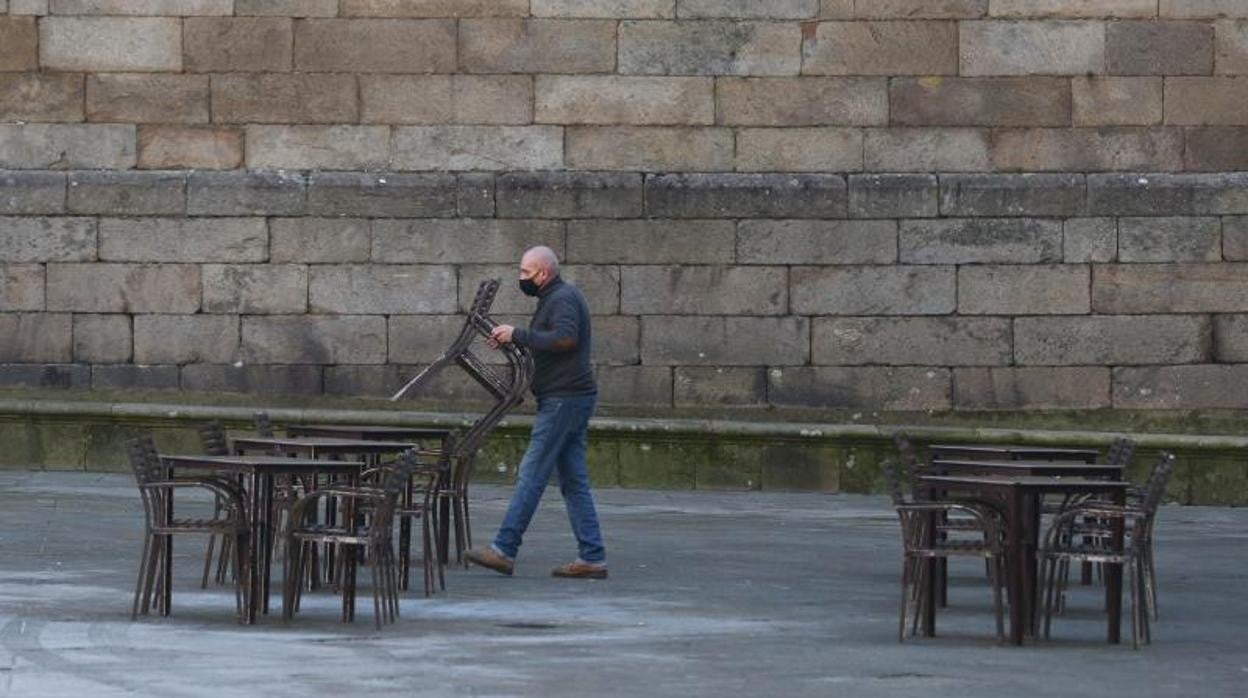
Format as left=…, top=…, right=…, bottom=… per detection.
left=521, top=245, right=559, bottom=276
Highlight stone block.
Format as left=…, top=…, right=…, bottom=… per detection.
left=40, top=17, right=182, bottom=71
left=0, top=363, right=88, bottom=390
left=66, top=171, right=185, bottom=216
left=92, top=364, right=180, bottom=391
left=0, top=216, right=95, bottom=262
left=1216, top=19, right=1248, bottom=74
left=48, top=0, right=231, bottom=13
left=863, top=128, right=992, bottom=171
left=812, top=316, right=1012, bottom=366
left=386, top=314, right=475, bottom=364
left=98, top=217, right=267, bottom=263
left=855, top=0, right=986, bottom=17
left=0, top=171, right=66, bottom=215
left=47, top=263, right=200, bottom=313
left=241, top=315, right=387, bottom=365
left=393, top=126, right=563, bottom=171
left=697, top=440, right=764, bottom=491
left=360, top=75, right=532, bottom=125
left=1094, top=263, right=1248, bottom=312
left=567, top=127, right=732, bottom=171
left=536, top=75, right=714, bottom=125
left=181, top=364, right=323, bottom=396
left=617, top=438, right=699, bottom=489
left=0, top=124, right=136, bottom=169
left=645, top=173, right=846, bottom=218
left=890, top=76, right=1070, bottom=126
left=133, top=313, right=239, bottom=364
left=1064, top=218, right=1117, bottom=262
left=592, top=314, right=640, bottom=365
left=820, top=0, right=851, bottom=17
left=1115, top=365, right=1248, bottom=410
left=735, top=128, right=862, bottom=172
left=1088, top=172, right=1248, bottom=215
left=939, top=173, right=1085, bottom=217
left=1186, top=127, right=1248, bottom=170
left=566, top=219, right=734, bottom=263
left=1164, top=77, right=1248, bottom=125
left=0, top=313, right=71, bottom=361
left=71, top=313, right=130, bottom=363
left=1215, top=314, right=1248, bottom=361
left=994, top=127, right=1185, bottom=171
left=245, top=126, right=389, bottom=170
left=846, top=175, right=937, bottom=218
left=271, top=218, right=369, bottom=264
left=899, top=218, right=1062, bottom=264
left=372, top=218, right=563, bottom=264
left=1072, top=76, right=1163, bottom=126
left=306, top=172, right=457, bottom=218
left=957, top=264, right=1090, bottom=314
left=137, top=125, right=242, bottom=170
left=458, top=264, right=620, bottom=313
left=1162, top=0, right=1248, bottom=18
left=187, top=171, right=305, bottom=216
left=716, top=77, right=888, bottom=126
left=768, top=366, right=951, bottom=410
left=641, top=315, right=808, bottom=365
left=86, top=73, right=207, bottom=124
left=673, top=366, right=767, bottom=406
left=532, top=0, right=674, bottom=18
left=677, top=0, right=816, bottom=18
left=457, top=174, right=496, bottom=217
left=9, top=0, right=46, bottom=13
left=498, top=171, right=643, bottom=219
left=803, top=21, right=957, bottom=75
left=1017, top=314, right=1211, bottom=365
left=293, top=19, right=455, bottom=72
left=323, top=364, right=398, bottom=398
left=791, top=265, right=953, bottom=315
left=759, top=442, right=842, bottom=492
left=621, top=265, right=787, bottom=315
left=953, top=366, right=1111, bottom=409
left=461, top=18, right=615, bottom=73
left=737, top=219, right=896, bottom=264
left=184, top=17, right=293, bottom=72
left=619, top=19, right=800, bottom=75
left=596, top=365, right=672, bottom=407
left=202, top=264, right=308, bottom=314
left=340, top=0, right=529, bottom=16
left=310, top=265, right=457, bottom=314
left=1118, top=217, right=1222, bottom=262
left=960, top=20, right=1105, bottom=76
left=211, top=73, right=357, bottom=124
left=0, top=17, right=38, bottom=71
left=0, top=264, right=44, bottom=310
left=0, top=73, right=83, bottom=122
left=1227, top=216, right=1248, bottom=259
left=989, top=1, right=1154, bottom=18
left=1108, top=20, right=1213, bottom=75
left=235, top=0, right=337, bottom=16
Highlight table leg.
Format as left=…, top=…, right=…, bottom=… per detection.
left=247, top=471, right=262, bottom=625
left=1006, top=488, right=1025, bottom=646
left=1024, top=493, right=1043, bottom=635
left=162, top=486, right=173, bottom=617
left=1106, top=491, right=1125, bottom=644
left=261, top=473, right=274, bottom=615
left=921, top=510, right=937, bottom=637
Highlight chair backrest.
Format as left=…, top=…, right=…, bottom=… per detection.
left=253, top=412, right=274, bottom=438
left=881, top=454, right=908, bottom=507
left=369, top=452, right=418, bottom=540
left=390, top=278, right=501, bottom=401
left=1139, top=451, right=1176, bottom=518
left=1106, top=437, right=1137, bottom=466
left=129, top=435, right=166, bottom=527
left=197, top=421, right=229, bottom=456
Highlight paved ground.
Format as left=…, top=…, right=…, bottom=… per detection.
left=1, top=470, right=1245, bottom=697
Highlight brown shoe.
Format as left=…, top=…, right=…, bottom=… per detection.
left=551, top=560, right=608, bottom=579
left=465, top=548, right=514, bottom=576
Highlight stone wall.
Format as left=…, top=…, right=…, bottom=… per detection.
left=2, top=1, right=1248, bottom=413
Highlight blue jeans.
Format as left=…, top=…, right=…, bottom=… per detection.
left=492, top=394, right=605, bottom=564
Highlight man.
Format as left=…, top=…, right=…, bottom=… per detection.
left=464, top=246, right=608, bottom=579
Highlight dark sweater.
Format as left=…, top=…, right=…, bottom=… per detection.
left=511, top=276, right=596, bottom=399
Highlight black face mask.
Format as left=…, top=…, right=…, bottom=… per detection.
left=518, top=278, right=541, bottom=297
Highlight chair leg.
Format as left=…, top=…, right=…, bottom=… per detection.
left=233, top=530, right=249, bottom=624
left=1041, top=554, right=1058, bottom=640
left=897, top=555, right=910, bottom=643
left=1143, top=542, right=1159, bottom=622
left=132, top=534, right=153, bottom=620
left=201, top=535, right=217, bottom=589
left=142, top=537, right=163, bottom=617
left=990, top=555, right=1004, bottom=644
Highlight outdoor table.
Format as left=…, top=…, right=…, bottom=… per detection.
left=230, top=436, right=420, bottom=460
left=918, top=474, right=1130, bottom=646
left=927, top=459, right=1123, bottom=479
left=928, top=444, right=1100, bottom=463
left=285, top=424, right=454, bottom=443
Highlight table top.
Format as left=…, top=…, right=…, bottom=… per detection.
left=920, top=474, right=1131, bottom=493
left=230, top=436, right=418, bottom=454
left=928, top=459, right=1123, bottom=478
left=929, top=444, right=1101, bottom=459
left=160, top=454, right=366, bottom=472
left=285, top=424, right=453, bottom=440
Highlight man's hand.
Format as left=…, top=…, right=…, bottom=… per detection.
left=490, top=324, right=515, bottom=346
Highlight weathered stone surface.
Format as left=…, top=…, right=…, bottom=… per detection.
left=1094, top=263, right=1248, bottom=312
left=187, top=171, right=305, bottom=216
left=1088, top=173, right=1248, bottom=215
left=954, top=366, right=1111, bottom=409
left=567, top=127, right=733, bottom=171
left=498, top=171, right=643, bottom=219
left=0, top=124, right=136, bottom=169
left=0, top=217, right=95, bottom=262
left=812, top=316, right=1011, bottom=365
left=820, top=0, right=852, bottom=17
left=846, top=174, right=937, bottom=218
left=596, top=365, right=673, bottom=407
left=241, top=315, right=386, bottom=365
left=791, top=265, right=955, bottom=315
left=0, top=313, right=71, bottom=362
left=92, top=364, right=180, bottom=391
left=536, top=75, right=714, bottom=125
left=212, top=74, right=357, bottom=124
left=86, top=73, right=206, bottom=124
left=67, top=171, right=185, bottom=215
left=1072, top=76, right=1163, bottom=126
left=803, top=21, right=958, bottom=75
left=621, top=266, right=787, bottom=315
left=641, top=316, right=809, bottom=365
left=1185, top=127, right=1248, bottom=170
left=1164, top=77, right=1248, bottom=125
left=245, top=126, right=389, bottom=170
left=619, top=20, right=800, bottom=75
left=591, top=314, right=640, bottom=365
left=306, top=172, right=457, bottom=218
left=386, top=314, right=465, bottom=363
left=1016, top=315, right=1211, bottom=365
left=393, top=126, right=563, bottom=170
left=181, top=364, right=323, bottom=396
left=46, top=263, right=200, bottom=313
left=864, top=128, right=992, bottom=171
left=293, top=19, right=456, bottom=72
left=310, top=265, right=457, bottom=314
left=98, top=217, right=267, bottom=263
left=372, top=219, right=563, bottom=264
left=992, top=127, right=1184, bottom=171
left=271, top=218, right=369, bottom=264
left=939, top=173, right=1085, bottom=216
left=1227, top=216, right=1248, bottom=259
left=360, top=75, right=532, bottom=125
left=1064, top=218, right=1117, bottom=262
left=235, top=0, right=337, bottom=16
left=899, top=218, right=1062, bottom=264
left=532, top=0, right=674, bottom=18
left=457, top=174, right=495, bottom=217
left=1162, top=0, right=1248, bottom=18
left=202, top=264, right=308, bottom=314
left=0, top=171, right=66, bottom=215
left=457, top=264, right=620, bottom=313
left=461, top=19, right=616, bottom=73
left=137, top=125, right=242, bottom=170
left=0, top=264, right=44, bottom=310
left=184, top=17, right=292, bottom=72
left=990, top=1, right=1154, bottom=17
left=341, top=0, right=529, bottom=17
left=890, top=76, right=1070, bottom=126
left=1216, top=19, right=1248, bottom=74
left=960, top=20, right=1105, bottom=76
left=40, top=17, right=182, bottom=71
left=1114, top=364, right=1248, bottom=409
left=0, top=17, right=38, bottom=71
left=0, top=73, right=83, bottom=122
left=133, top=314, right=238, bottom=364
left=48, top=0, right=232, bottom=14
left=72, top=313, right=130, bottom=363
left=0, top=363, right=89, bottom=391
left=1215, top=314, right=1248, bottom=361
left=323, top=364, right=399, bottom=398
left=716, top=77, right=888, bottom=125
left=768, top=366, right=951, bottom=410
left=8, top=0, right=44, bottom=13
left=566, top=219, right=733, bottom=263
left=1107, top=20, right=1213, bottom=75
left=678, top=0, right=816, bottom=18
left=673, top=366, right=767, bottom=406
left=738, top=219, right=896, bottom=264
left=855, top=0, right=986, bottom=17
left=735, top=128, right=862, bottom=172
left=645, top=173, right=847, bottom=218
left=957, top=264, right=1090, bottom=314
left=1118, top=217, right=1222, bottom=262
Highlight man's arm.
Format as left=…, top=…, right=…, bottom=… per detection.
left=512, top=298, right=579, bottom=352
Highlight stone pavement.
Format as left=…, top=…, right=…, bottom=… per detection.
left=1, top=470, right=1244, bottom=698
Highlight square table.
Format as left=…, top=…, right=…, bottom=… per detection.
left=284, top=424, right=454, bottom=443
left=928, top=444, right=1100, bottom=464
